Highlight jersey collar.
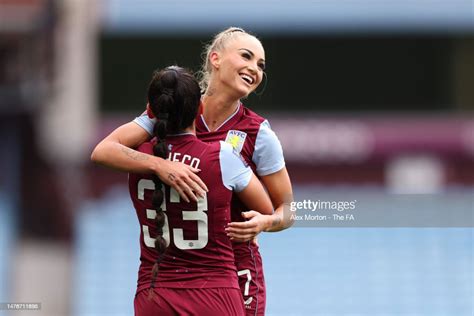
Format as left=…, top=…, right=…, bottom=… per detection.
left=197, top=102, right=243, bottom=133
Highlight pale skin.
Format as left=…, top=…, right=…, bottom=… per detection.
left=91, top=33, right=294, bottom=241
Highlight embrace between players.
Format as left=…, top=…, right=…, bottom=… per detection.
left=91, top=27, right=294, bottom=316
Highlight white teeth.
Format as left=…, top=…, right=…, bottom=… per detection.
left=240, top=74, right=254, bottom=84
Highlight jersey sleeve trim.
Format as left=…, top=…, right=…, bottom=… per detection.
left=133, top=113, right=156, bottom=136
left=252, top=119, right=286, bottom=176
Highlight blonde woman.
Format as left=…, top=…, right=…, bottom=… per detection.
left=92, top=27, right=293, bottom=315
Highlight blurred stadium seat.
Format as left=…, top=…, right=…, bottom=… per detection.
left=73, top=187, right=140, bottom=316
left=72, top=186, right=473, bottom=316
left=0, top=193, right=15, bottom=305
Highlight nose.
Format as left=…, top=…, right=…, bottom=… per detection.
left=247, top=63, right=257, bottom=74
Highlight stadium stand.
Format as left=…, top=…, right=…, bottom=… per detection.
left=72, top=186, right=473, bottom=316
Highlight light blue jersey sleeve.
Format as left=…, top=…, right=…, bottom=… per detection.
left=219, top=141, right=252, bottom=192
left=252, top=120, right=285, bottom=176
left=133, top=113, right=156, bottom=135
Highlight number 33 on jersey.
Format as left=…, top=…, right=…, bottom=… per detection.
left=138, top=179, right=209, bottom=250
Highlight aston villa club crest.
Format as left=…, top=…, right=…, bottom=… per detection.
left=225, top=130, right=247, bottom=153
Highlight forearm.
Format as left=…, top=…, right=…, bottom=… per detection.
left=90, top=122, right=207, bottom=202
left=91, top=141, right=161, bottom=175
left=259, top=168, right=294, bottom=232
left=265, top=202, right=294, bottom=232
left=226, top=201, right=293, bottom=241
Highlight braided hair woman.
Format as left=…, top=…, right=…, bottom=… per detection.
left=128, top=66, right=273, bottom=315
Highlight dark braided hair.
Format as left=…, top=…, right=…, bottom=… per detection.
left=146, top=66, right=201, bottom=289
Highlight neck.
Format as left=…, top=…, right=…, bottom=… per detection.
left=183, top=122, right=196, bottom=135
left=201, top=90, right=240, bottom=131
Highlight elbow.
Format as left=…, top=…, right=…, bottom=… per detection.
left=286, top=213, right=295, bottom=228
left=285, top=201, right=295, bottom=228
left=278, top=200, right=295, bottom=230
left=277, top=212, right=294, bottom=231
left=285, top=194, right=295, bottom=228
left=90, top=144, right=105, bottom=165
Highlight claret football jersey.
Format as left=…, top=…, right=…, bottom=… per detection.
left=129, top=133, right=253, bottom=294
left=134, top=103, right=286, bottom=313
left=134, top=103, right=285, bottom=192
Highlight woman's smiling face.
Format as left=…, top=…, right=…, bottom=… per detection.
left=210, top=33, right=266, bottom=98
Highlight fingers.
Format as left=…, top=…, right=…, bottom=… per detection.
left=227, top=211, right=260, bottom=229
left=227, top=221, right=255, bottom=229
left=226, top=214, right=264, bottom=242
left=167, top=176, right=197, bottom=203
left=241, top=210, right=259, bottom=219
left=188, top=167, right=209, bottom=190
left=228, top=232, right=258, bottom=242
left=226, top=228, right=259, bottom=237
left=172, top=183, right=191, bottom=203
left=226, top=226, right=258, bottom=236
left=161, top=161, right=207, bottom=202
left=228, top=234, right=258, bottom=242
left=180, top=184, right=198, bottom=203
left=175, top=174, right=204, bottom=202
left=174, top=163, right=207, bottom=200
left=183, top=173, right=207, bottom=199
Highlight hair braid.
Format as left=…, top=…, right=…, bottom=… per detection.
left=148, top=69, right=178, bottom=289
left=146, top=66, right=201, bottom=291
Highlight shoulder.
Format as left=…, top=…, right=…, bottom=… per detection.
left=133, top=112, right=156, bottom=136
left=240, top=104, right=267, bottom=126
left=233, top=104, right=270, bottom=140
left=240, top=105, right=277, bottom=134
left=241, top=104, right=266, bottom=123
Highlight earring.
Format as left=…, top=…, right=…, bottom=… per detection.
left=254, top=72, right=267, bottom=96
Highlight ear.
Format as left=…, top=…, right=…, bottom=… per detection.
left=209, top=51, right=220, bottom=69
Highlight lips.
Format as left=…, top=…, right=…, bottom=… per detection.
left=239, top=73, right=255, bottom=85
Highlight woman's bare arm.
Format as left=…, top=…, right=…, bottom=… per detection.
left=91, top=122, right=208, bottom=202
left=225, top=167, right=294, bottom=241
left=226, top=173, right=274, bottom=242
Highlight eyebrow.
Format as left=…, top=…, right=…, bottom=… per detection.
left=238, top=48, right=265, bottom=63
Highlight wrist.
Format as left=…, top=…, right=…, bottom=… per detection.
left=263, top=214, right=276, bottom=232
left=149, top=156, right=164, bottom=176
